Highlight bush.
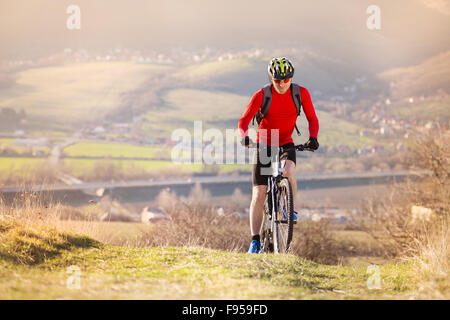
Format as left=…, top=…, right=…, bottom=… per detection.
left=139, top=189, right=249, bottom=251
left=290, top=220, right=341, bottom=265
left=146, top=185, right=345, bottom=264
left=356, top=126, right=449, bottom=296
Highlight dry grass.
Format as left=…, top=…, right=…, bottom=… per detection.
left=140, top=184, right=372, bottom=265
left=0, top=160, right=60, bottom=186
left=0, top=191, right=100, bottom=265
left=0, top=190, right=108, bottom=244
left=138, top=184, right=249, bottom=251
left=289, top=220, right=341, bottom=264
left=356, top=125, right=449, bottom=297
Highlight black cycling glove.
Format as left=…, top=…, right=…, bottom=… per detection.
left=304, top=137, right=319, bottom=150
left=241, top=136, right=251, bottom=147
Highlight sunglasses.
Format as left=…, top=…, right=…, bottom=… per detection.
left=273, top=78, right=292, bottom=84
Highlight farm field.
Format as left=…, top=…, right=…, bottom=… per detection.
left=0, top=157, right=47, bottom=171
left=63, top=142, right=172, bottom=159
left=63, top=158, right=203, bottom=177
left=0, top=138, right=50, bottom=156
left=63, top=158, right=250, bottom=177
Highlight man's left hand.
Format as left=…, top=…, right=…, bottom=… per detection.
left=304, top=137, right=319, bottom=150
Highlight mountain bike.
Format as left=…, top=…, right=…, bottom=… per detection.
left=250, top=143, right=314, bottom=254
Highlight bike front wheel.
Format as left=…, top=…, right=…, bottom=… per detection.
left=260, top=196, right=273, bottom=253
left=273, top=177, right=294, bottom=254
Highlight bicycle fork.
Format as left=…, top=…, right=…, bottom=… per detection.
left=269, top=177, right=278, bottom=234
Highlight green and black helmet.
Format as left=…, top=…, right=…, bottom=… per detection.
left=267, top=57, right=294, bottom=80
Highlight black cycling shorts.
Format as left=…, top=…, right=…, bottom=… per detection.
left=252, top=142, right=296, bottom=186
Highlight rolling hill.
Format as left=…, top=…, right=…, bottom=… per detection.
left=0, top=62, right=171, bottom=126
left=378, top=50, right=450, bottom=100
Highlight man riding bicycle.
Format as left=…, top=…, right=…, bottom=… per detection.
left=238, top=57, right=320, bottom=254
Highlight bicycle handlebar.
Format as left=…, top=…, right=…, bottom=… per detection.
left=246, top=142, right=315, bottom=152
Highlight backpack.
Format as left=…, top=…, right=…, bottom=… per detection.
left=252, top=83, right=302, bottom=136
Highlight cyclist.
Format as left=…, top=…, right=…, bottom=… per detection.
left=238, top=57, right=319, bottom=254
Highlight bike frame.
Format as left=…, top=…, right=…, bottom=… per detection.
left=268, top=146, right=285, bottom=238
left=256, top=143, right=314, bottom=254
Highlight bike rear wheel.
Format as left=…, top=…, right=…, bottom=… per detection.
left=273, top=177, right=294, bottom=253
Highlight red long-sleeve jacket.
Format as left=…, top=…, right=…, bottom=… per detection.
left=238, top=85, right=319, bottom=146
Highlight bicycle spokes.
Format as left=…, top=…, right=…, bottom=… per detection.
left=273, top=179, right=294, bottom=254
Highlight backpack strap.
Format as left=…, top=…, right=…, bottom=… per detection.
left=252, top=84, right=272, bottom=126
left=290, top=83, right=302, bottom=115
left=290, top=83, right=302, bottom=136
left=252, top=83, right=303, bottom=136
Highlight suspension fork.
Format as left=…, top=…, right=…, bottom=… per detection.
left=269, top=176, right=278, bottom=232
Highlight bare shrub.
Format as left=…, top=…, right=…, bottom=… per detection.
left=0, top=190, right=102, bottom=238
left=290, top=220, right=341, bottom=264
left=221, top=188, right=250, bottom=212
left=147, top=185, right=350, bottom=264
left=0, top=161, right=60, bottom=186
left=356, top=126, right=449, bottom=294
left=139, top=192, right=248, bottom=252
left=63, top=160, right=194, bottom=182
left=155, top=187, right=179, bottom=213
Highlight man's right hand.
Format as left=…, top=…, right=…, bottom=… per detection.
left=241, top=136, right=252, bottom=148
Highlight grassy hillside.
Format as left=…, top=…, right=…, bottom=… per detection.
left=378, top=50, right=450, bottom=100
left=386, top=96, right=450, bottom=124
left=140, top=87, right=378, bottom=149
left=179, top=58, right=258, bottom=79
left=0, top=219, right=420, bottom=299
left=297, top=110, right=378, bottom=149
left=140, top=88, right=249, bottom=139
left=0, top=62, right=171, bottom=125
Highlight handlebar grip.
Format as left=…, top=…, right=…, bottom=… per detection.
left=295, top=144, right=314, bottom=152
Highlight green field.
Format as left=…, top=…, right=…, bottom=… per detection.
left=0, top=155, right=250, bottom=184
left=0, top=157, right=50, bottom=185
left=0, top=62, right=172, bottom=124
left=0, top=157, right=46, bottom=171
left=63, top=142, right=171, bottom=159
left=63, top=158, right=249, bottom=176
left=63, top=158, right=203, bottom=176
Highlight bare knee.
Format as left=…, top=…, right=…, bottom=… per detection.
left=282, top=160, right=296, bottom=180
left=251, top=185, right=267, bottom=204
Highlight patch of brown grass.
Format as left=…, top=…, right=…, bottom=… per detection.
left=356, top=125, right=449, bottom=297
left=0, top=191, right=100, bottom=265
left=138, top=184, right=249, bottom=251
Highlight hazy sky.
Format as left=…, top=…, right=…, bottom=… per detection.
left=1, top=0, right=449, bottom=70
